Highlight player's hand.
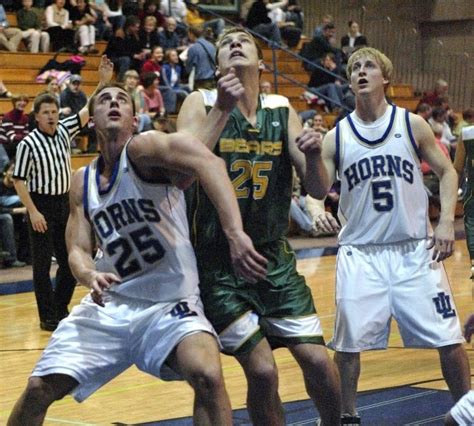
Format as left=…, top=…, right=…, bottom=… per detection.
left=427, top=219, right=454, bottom=262
left=215, top=67, right=245, bottom=113
left=295, top=128, right=323, bottom=157
left=29, top=210, right=48, bottom=233
left=98, top=55, right=114, bottom=85
left=228, top=230, right=268, bottom=283
left=86, top=271, right=121, bottom=307
left=463, top=314, right=474, bottom=343
left=314, top=210, right=340, bottom=234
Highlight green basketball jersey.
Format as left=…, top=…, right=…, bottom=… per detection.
left=187, top=90, right=293, bottom=253
left=462, top=125, right=474, bottom=194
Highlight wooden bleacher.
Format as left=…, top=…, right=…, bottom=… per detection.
left=259, top=46, right=422, bottom=125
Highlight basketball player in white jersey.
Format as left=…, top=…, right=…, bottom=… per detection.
left=312, top=47, right=471, bottom=424
left=8, top=83, right=268, bottom=426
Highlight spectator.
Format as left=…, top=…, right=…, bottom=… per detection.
left=139, top=15, right=160, bottom=57
left=161, top=48, right=190, bottom=113
left=104, top=16, right=144, bottom=80
left=184, top=0, right=225, bottom=40
left=0, top=4, right=23, bottom=52
left=340, top=20, right=367, bottom=63
left=419, top=78, right=449, bottom=107
left=454, top=108, right=474, bottom=137
left=17, top=0, right=51, bottom=53
left=0, top=161, right=29, bottom=267
left=89, top=0, right=125, bottom=37
left=138, top=0, right=166, bottom=29
left=311, top=113, right=328, bottom=133
left=185, top=25, right=216, bottom=89
left=312, top=13, right=333, bottom=38
left=0, top=211, right=26, bottom=268
left=268, top=0, right=301, bottom=48
left=415, top=102, right=432, bottom=121
left=308, top=52, right=350, bottom=111
left=70, top=0, right=99, bottom=54
left=160, top=0, right=188, bottom=37
left=429, top=106, right=457, bottom=152
left=141, top=44, right=163, bottom=78
left=301, top=22, right=341, bottom=72
left=123, top=69, right=153, bottom=132
left=246, top=0, right=283, bottom=45
left=45, top=0, right=76, bottom=51
left=88, top=0, right=112, bottom=40
left=59, top=75, right=87, bottom=117
left=59, top=74, right=95, bottom=152
left=260, top=79, right=272, bottom=95
left=141, top=71, right=166, bottom=118
left=0, top=94, right=30, bottom=160
left=285, top=0, right=304, bottom=25
left=158, top=17, right=184, bottom=52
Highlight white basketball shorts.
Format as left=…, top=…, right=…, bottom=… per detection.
left=329, top=239, right=464, bottom=352
left=32, top=292, right=217, bottom=402
left=450, top=390, right=474, bottom=426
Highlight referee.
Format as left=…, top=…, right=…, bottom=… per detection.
left=13, top=56, right=113, bottom=331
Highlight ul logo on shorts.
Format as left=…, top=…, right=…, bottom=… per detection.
left=432, top=292, right=456, bottom=319
left=170, top=302, right=198, bottom=319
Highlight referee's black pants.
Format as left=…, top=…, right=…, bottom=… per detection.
left=28, top=193, right=76, bottom=323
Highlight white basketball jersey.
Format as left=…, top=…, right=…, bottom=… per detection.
left=336, top=105, right=429, bottom=245
left=84, top=139, right=200, bottom=302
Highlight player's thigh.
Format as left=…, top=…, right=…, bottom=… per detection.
left=392, top=241, right=463, bottom=347
left=331, top=246, right=392, bottom=351
left=134, top=296, right=218, bottom=379
left=32, top=298, right=132, bottom=401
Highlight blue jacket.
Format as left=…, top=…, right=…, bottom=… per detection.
left=161, top=63, right=183, bottom=88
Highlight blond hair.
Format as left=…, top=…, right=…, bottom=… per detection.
left=346, top=47, right=393, bottom=82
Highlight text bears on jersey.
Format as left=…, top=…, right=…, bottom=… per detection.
left=343, top=154, right=415, bottom=191
left=219, top=138, right=283, bottom=156
left=93, top=198, right=161, bottom=241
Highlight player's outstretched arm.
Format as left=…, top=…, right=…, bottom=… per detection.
left=78, top=55, right=114, bottom=128
left=177, top=67, right=244, bottom=152
left=129, top=131, right=268, bottom=283
left=66, top=168, right=120, bottom=306
left=287, top=105, right=331, bottom=199
left=413, top=113, right=457, bottom=261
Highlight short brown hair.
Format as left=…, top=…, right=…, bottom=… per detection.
left=215, top=27, right=263, bottom=64
left=346, top=47, right=393, bottom=82
left=33, top=92, right=59, bottom=113
left=88, top=83, right=136, bottom=116
left=12, top=94, right=29, bottom=106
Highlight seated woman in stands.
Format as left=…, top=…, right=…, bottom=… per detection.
left=161, top=48, right=190, bottom=113
left=140, top=71, right=166, bottom=119
left=45, top=0, right=76, bottom=51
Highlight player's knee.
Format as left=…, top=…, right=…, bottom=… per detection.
left=247, top=360, right=279, bottom=388
left=23, top=377, right=58, bottom=411
left=187, top=363, right=226, bottom=396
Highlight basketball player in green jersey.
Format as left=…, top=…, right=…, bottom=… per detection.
left=177, top=27, right=341, bottom=425
left=453, top=121, right=474, bottom=276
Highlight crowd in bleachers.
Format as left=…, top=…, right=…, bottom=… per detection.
left=0, top=0, right=472, bottom=266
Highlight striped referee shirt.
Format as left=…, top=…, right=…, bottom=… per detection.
left=13, top=114, right=82, bottom=195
